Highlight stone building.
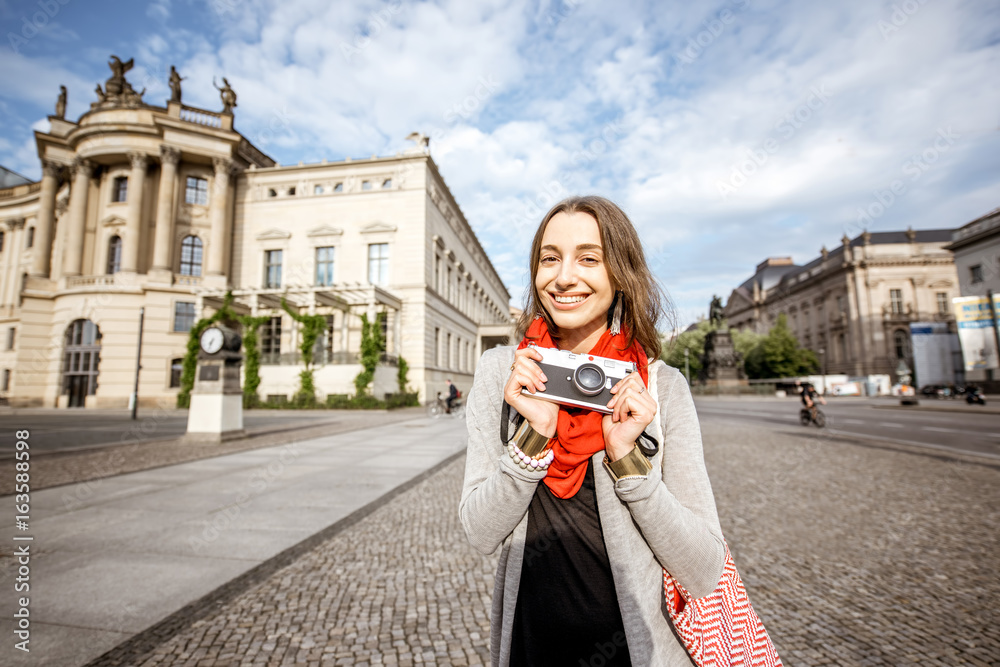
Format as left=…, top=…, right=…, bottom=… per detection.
left=724, top=229, right=960, bottom=381
left=945, top=207, right=1000, bottom=383
left=0, top=58, right=510, bottom=407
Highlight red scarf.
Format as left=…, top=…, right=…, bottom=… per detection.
left=518, top=316, right=649, bottom=499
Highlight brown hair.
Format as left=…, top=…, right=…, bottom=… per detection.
left=514, top=195, right=673, bottom=361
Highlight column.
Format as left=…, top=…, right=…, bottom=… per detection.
left=206, top=157, right=232, bottom=276
left=30, top=160, right=62, bottom=278
left=121, top=152, right=149, bottom=273
left=394, top=308, right=402, bottom=356
left=63, top=158, right=94, bottom=277
left=4, top=219, right=25, bottom=306
left=152, top=146, right=180, bottom=271
left=341, top=309, right=349, bottom=357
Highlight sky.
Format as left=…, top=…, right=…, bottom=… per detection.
left=1, top=0, right=998, bottom=327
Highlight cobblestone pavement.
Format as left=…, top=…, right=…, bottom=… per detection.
left=0, top=408, right=425, bottom=494
left=87, top=420, right=999, bottom=666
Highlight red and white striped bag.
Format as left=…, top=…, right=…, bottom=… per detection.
left=663, top=542, right=782, bottom=666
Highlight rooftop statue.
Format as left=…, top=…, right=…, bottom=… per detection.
left=169, top=65, right=185, bottom=104
left=96, top=55, right=145, bottom=107
left=55, top=85, right=67, bottom=119
left=214, top=77, right=237, bottom=114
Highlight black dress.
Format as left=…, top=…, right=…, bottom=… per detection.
left=509, top=461, right=632, bottom=667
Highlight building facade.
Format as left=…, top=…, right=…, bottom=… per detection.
left=0, top=59, right=511, bottom=407
left=724, top=229, right=960, bottom=382
left=945, top=207, right=1000, bottom=383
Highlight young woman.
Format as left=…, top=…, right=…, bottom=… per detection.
left=460, top=196, right=726, bottom=666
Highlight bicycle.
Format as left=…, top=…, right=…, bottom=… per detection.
left=799, top=406, right=826, bottom=428
left=428, top=392, right=465, bottom=418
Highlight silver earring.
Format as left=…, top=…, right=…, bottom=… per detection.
left=610, top=291, right=624, bottom=336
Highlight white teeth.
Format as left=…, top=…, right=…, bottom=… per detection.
left=553, top=295, right=587, bottom=304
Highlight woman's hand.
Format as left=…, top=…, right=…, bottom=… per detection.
left=602, top=371, right=657, bottom=461
left=503, top=347, right=560, bottom=438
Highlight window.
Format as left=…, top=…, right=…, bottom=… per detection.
left=314, top=184, right=323, bottom=195
left=267, top=188, right=277, bottom=198
left=893, top=329, right=910, bottom=360
left=889, top=289, right=903, bottom=315
left=315, top=246, right=335, bottom=286
left=836, top=295, right=845, bottom=316
left=367, top=243, right=389, bottom=285
left=173, top=302, right=195, bottom=332
left=971, top=265, right=984, bottom=284
left=446, top=332, right=452, bottom=368
left=333, top=182, right=343, bottom=193
left=264, top=249, right=283, bottom=288
left=288, top=186, right=296, bottom=196
left=6, top=327, right=14, bottom=350
left=26, top=227, right=34, bottom=248
left=362, top=180, right=372, bottom=191
left=1, top=369, right=9, bottom=392
left=179, top=236, right=203, bottom=276
left=838, top=333, right=847, bottom=363
left=434, top=254, right=441, bottom=292
left=0, top=231, right=4, bottom=252
left=936, top=292, right=949, bottom=315
left=169, top=358, right=183, bottom=388
left=447, top=267, right=453, bottom=301
left=435, top=327, right=441, bottom=366
left=184, top=176, right=209, bottom=205
left=107, top=235, right=122, bottom=274
left=382, top=178, right=392, bottom=189
left=112, top=176, right=128, bottom=202
left=261, top=316, right=282, bottom=363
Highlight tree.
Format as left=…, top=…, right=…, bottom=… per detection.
left=662, top=320, right=714, bottom=380
left=742, top=313, right=818, bottom=379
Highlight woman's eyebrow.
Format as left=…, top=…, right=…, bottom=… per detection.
left=540, top=243, right=603, bottom=252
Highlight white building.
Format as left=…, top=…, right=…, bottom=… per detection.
left=0, top=58, right=511, bottom=408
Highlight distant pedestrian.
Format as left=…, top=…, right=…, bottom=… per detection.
left=445, top=378, right=458, bottom=414
left=460, top=196, right=728, bottom=665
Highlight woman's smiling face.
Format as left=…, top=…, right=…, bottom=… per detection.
left=535, top=210, right=615, bottom=350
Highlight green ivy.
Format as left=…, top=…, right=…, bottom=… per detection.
left=397, top=355, right=410, bottom=393
left=354, top=312, right=386, bottom=396
left=281, top=298, right=327, bottom=406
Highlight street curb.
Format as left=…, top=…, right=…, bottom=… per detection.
left=82, top=448, right=468, bottom=667
left=871, top=404, right=1000, bottom=415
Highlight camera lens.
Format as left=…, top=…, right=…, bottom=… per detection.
left=573, top=363, right=606, bottom=396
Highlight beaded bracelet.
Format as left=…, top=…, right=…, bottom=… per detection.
left=507, top=441, right=555, bottom=470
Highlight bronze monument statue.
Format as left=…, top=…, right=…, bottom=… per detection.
left=169, top=65, right=185, bottom=104
left=55, top=85, right=67, bottom=119
left=214, top=77, right=237, bottom=114
left=709, top=295, right=725, bottom=327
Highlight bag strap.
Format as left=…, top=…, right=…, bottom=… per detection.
left=500, top=400, right=524, bottom=447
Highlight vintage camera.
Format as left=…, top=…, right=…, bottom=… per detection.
left=521, top=345, right=636, bottom=414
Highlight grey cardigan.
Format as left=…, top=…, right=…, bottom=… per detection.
left=459, top=346, right=726, bottom=666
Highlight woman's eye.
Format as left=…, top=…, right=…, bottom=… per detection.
left=540, top=256, right=558, bottom=264
left=581, top=257, right=599, bottom=265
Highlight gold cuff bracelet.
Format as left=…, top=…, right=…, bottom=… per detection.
left=603, top=445, right=653, bottom=481
left=512, top=419, right=553, bottom=459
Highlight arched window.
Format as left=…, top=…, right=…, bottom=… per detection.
left=179, top=236, right=203, bottom=276
left=107, top=236, right=122, bottom=274
left=62, top=319, right=101, bottom=408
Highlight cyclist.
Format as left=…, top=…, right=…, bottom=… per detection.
left=801, top=382, right=826, bottom=420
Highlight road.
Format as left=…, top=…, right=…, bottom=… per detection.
left=0, top=409, right=339, bottom=458
left=693, top=396, right=1000, bottom=460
